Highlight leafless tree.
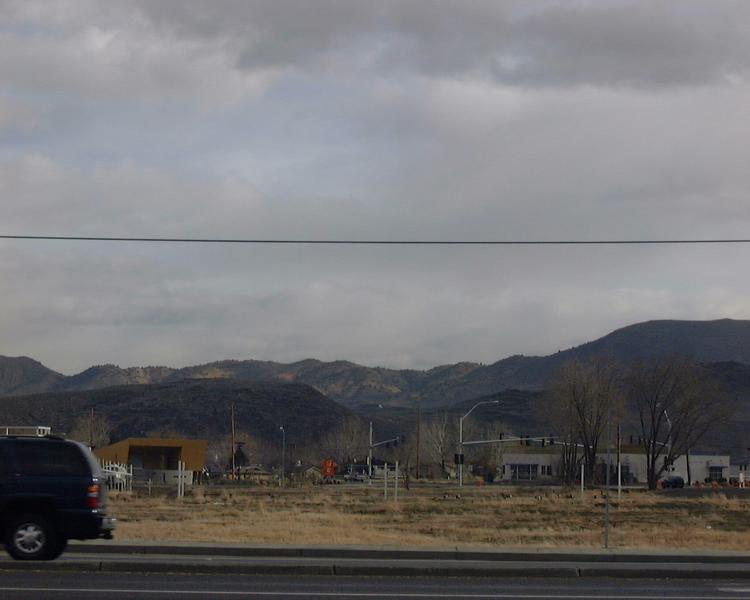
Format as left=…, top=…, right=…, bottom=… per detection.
left=546, top=358, right=622, bottom=483
left=626, top=357, right=732, bottom=489
left=146, top=428, right=187, bottom=439
left=460, top=419, right=513, bottom=481
left=68, top=412, right=112, bottom=449
left=207, top=430, right=259, bottom=469
left=318, top=417, right=368, bottom=464
left=474, top=421, right=512, bottom=479
left=423, top=413, right=454, bottom=475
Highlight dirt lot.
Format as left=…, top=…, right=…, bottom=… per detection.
left=108, top=483, right=750, bottom=550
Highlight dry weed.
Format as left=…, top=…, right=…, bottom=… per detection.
left=107, top=484, right=750, bottom=550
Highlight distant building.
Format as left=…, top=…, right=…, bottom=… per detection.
left=493, top=444, right=731, bottom=485
left=499, top=446, right=559, bottom=482
left=94, top=437, right=207, bottom=486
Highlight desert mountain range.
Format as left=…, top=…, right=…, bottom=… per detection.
left=3, top=319, right=750, bottom=410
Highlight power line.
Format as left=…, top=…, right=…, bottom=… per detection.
left=1, top=235, right=750, bottom=245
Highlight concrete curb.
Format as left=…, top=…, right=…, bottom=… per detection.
left=66, top=542, right=750, bottom=564
left=3, top=559, right=750, bottom=579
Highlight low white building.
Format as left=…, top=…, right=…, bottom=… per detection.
left=495, top=446, right=731, bottom=485
left=499, top=450, right=558, bottom=481
left=667, top=453, right=730, bottom=483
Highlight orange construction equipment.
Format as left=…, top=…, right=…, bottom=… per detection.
left=321, top=459, right=337, bottom=479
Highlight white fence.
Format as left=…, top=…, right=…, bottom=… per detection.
left=100, top=461, right=133, bottom=493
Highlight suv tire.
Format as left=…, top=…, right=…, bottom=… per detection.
left=4, top=513, right=60, bottom=560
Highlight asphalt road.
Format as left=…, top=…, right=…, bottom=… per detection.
left=1, top=571, right=750, bottom=599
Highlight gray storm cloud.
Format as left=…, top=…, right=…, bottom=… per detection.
left=1, top=0, right=750, bottom=373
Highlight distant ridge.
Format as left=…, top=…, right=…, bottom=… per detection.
left=2, top=318, right=750, bottom=409
left=0, top=379, right=354, bottom=448
left=0, top=356, right=63, bottom=396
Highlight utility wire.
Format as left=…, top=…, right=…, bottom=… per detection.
left=1, top=235, right=750, bottom=245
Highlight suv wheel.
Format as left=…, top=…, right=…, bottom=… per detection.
left=5, top=513, right=60, bottom=560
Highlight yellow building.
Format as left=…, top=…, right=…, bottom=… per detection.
left=94, top=438, right=208, bottom=472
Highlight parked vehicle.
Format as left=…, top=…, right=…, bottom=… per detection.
left=0, top=435, right=115, bottom=560
left=660, top=475, right=685, bottom=489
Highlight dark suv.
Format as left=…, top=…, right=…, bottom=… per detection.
left=660, top=475, right=685, bottom=489
left=0, top=436, right=115, bottom=560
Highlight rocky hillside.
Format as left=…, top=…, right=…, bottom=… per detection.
left=0, top=356, right=64, bottom=396
left=2, top=319, right=750, bottom=409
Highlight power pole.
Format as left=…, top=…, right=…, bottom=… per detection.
left=368, top=421, right=373, bottom=482
left=279, top=426, right=286, bottom=487
left=604, top=404, right=612, bottom=549
left=89, top=407, right=95, bottom=449
left=415, top=401, right=421, bottom=480
left=617, top=423, right=622, bottom=499
left=230, top=402, right=236, bottom=477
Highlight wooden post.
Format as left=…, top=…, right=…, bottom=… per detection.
left=384, top=462, right=388, bottom=500
left=395, top=461, right=399, bottom=502
left=415, top=402, right=421, bottom=480
left=230, top=402, right=236, bottom=478
left=580, top=463, right=585, bottom=498
left=89, top=407, right=95, bottom=449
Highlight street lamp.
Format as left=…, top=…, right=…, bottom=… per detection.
left=279, top=426, right=286, bottom=487
left=459, top=400, right=500, bottom=487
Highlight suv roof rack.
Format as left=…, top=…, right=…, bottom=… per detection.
left=0, top=426, right=53, bottom=438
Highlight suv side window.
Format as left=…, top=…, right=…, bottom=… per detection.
left=14, top=441, right=91, bottom=476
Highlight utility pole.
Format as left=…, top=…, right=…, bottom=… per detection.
left=415, top=401, right=421, bottom=480
left=617, top=423, right=622, bottom=499
left=279, top=426, right=286, bottom=487
left=664, top=409, right=674, bottom=472
left=368, top=421, right=373, bottom=482
left=89, top=407, right=95, bottom=449
left=604, top=403, right=612, bottom=549
left=230, top=402, right=236, bottom=477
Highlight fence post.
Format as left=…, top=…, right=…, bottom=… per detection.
left=384, top=462, right=388, bottom=500
left=395, top=461, right=399, bottom=502
left=177, top=461, right=183, bottom=498
left=580, top=463, right=585, bottom=498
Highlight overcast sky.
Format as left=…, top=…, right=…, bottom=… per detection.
left=2, top=0, right=750, bottom=374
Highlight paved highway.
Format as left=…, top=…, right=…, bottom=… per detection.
left=0, top=571, right=750, bottom=599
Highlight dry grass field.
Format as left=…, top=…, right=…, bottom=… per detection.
left=108, top=484, right=750, bottom=551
